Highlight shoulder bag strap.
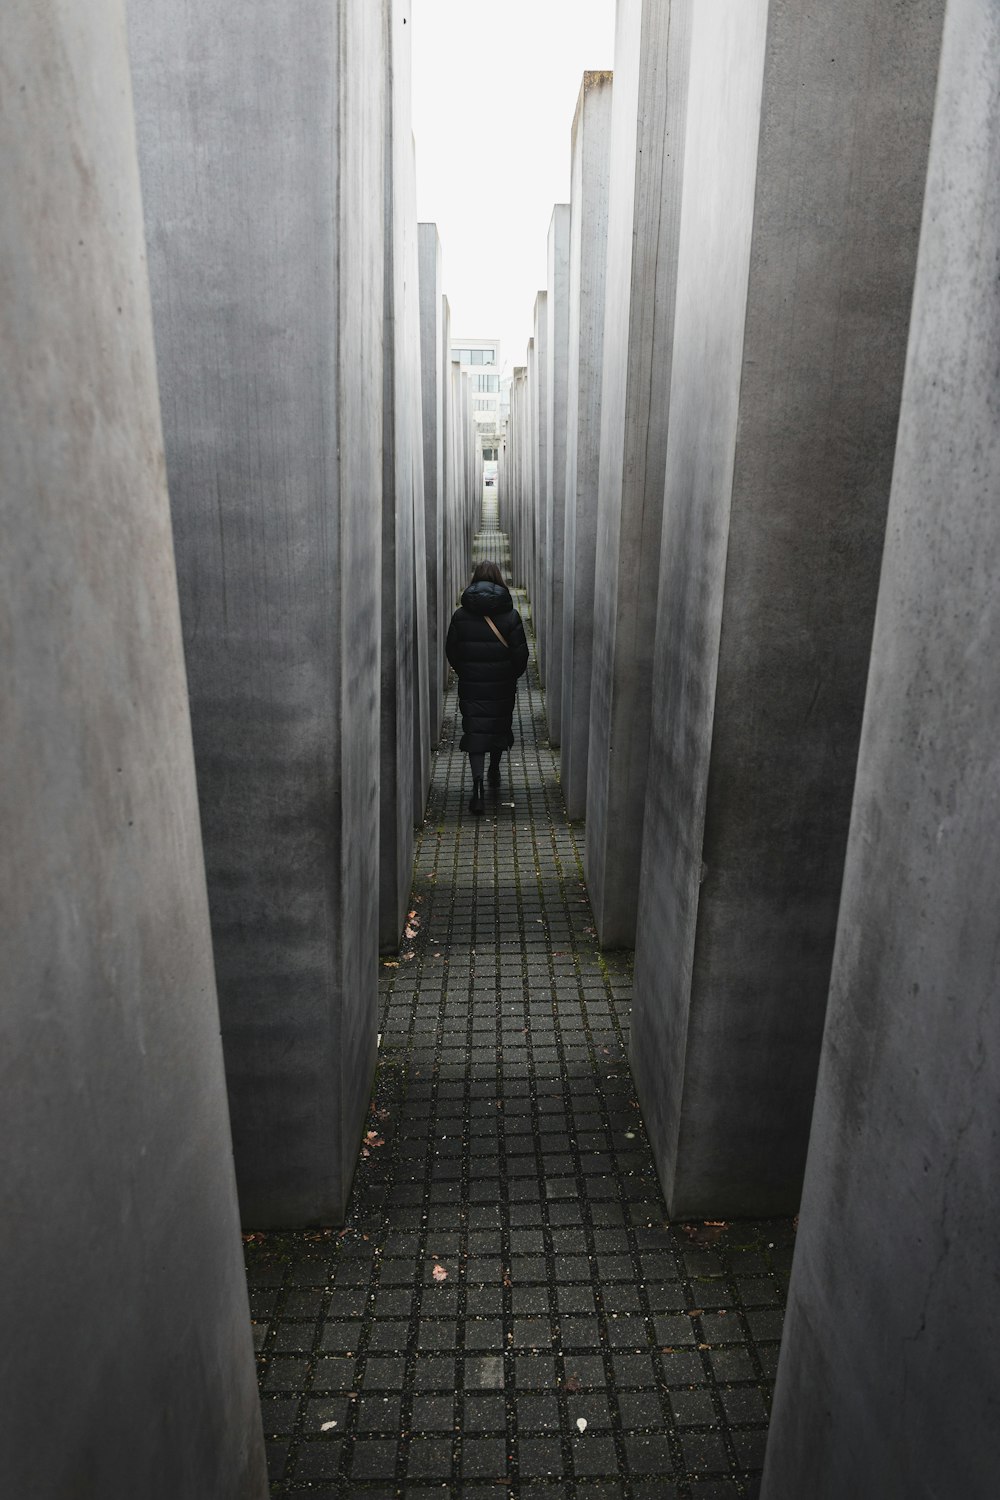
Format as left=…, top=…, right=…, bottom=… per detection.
left=484, top=615, right=509, bottom=649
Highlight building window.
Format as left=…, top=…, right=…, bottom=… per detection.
left=452, top=345, right=497, bottom=367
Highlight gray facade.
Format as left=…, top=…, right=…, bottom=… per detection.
left=631, top=0, right=945, bottom=1217
left=0, top=1, right=266, bottom=1491
left=128, top=0, right=385, bottom=1224
left=764, top=1, right=1000, bottom=1487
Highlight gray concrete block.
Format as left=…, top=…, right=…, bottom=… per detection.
left=419, top=223, right=446, bottom=744
left=763, top=4, right=1000, bottom=1488
left=532, top=295, right=548, bottom=681
left=381, top=0, right=426, bottom=948
left=561, top=73, right=613, bottom=820
left=631, top=0, right=945, bottom=1218
left=544, top=204, right=571, bottom=747
left=586, top=0, right=692, bottom=944
left=0, top=3, right=266, bottom=1491
left=129, top=0, right=384, bottom=1223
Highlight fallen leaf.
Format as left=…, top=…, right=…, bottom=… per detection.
left=576, top=1418, right=588, bottom=1433
left=320, top=1420, right=338, bottom=1432
left=563, top=1375, right=582, bottom=1393
left=686, top=1309, right=704, bottom=1318
left=432, top=1264, right=448, bottom=1282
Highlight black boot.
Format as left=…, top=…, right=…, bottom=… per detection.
left=487, top=755, right=502, bottom=788
left=469, top=777, right=485, bottom=815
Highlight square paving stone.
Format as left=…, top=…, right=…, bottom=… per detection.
left=461, top=1437, right=508, bottom=1480
left=293, top=1441, right=342, bottom=1480
left=571, top=1434, right=619, bottom=1478
left=625, top=1433, right=675, bottom=1476
left=406, top=1437, right=453, bottom=1479
left=515, top=1355, right=556, bottom=1389
left=264, top=1357, right=308, bottom=1391
left=463, top=1394, right=506, bottom=1431
left=681, top=1431, right=731, bottom=1475
left=465, top=1355, right=505, bottom=1390
left=411, top=1393, right=454, bottom=1432
left=519, top=1436, right=564, bottom=1478
left=356, top=1395, right=402, bottom=1432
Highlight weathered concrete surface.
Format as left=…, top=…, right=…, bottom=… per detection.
left=381, top=1, right=428, bottom=947
left=418, top=223, right=446, bottom=744
left=631, top=0, right=945, bottom=1218
left=763, top=5, right=1000, bottom=1488
left=585, top=0, right=691, bottom=944
left=561, top=73, right=613, bottom=820
left=544, top=205, right=571, bottom=747
left=447, top=352, right=465, bottom=617
left=129, top=0, right=384, bottom=1223
left=405, top=145, right=431, bottom=829
left=532, top=296, right=548, bottom=681
left=0, top=3, right=266, bottom=1492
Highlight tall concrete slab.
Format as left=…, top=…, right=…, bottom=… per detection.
left=128, top=0, right=385, bottom=1223
left=544, top=205, right=571, bottom=747
left=631, top=0, right=945, bottom=1217
left=526, top=338, right=539, bottom=631
left=763, top=5, right=1000, bottom=1487
left=381, top=1, right=428, bottom=946
left=404, top=147, right=431, bottom=827
left=419, top=223, right=446, bottom=743
left=0, top=3, right=266, bottom=1491
left=448, top=354, right=464, bottom=615
left=585, top=0, right=692, bottom=944
left=561, top=73, right=613, bottom=819
left=531, top=296, right=548, bottom=679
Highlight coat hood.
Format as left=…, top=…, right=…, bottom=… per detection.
left=461, top=580, right=513, bottom=616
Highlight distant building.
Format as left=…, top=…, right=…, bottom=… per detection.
left=452, top=336, right=501, bottom=461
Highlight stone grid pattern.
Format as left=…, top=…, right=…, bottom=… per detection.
left=245, top=498, right=793, bottom=1496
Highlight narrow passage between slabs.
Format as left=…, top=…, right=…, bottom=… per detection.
left=245, top=496, right=793, bottom=1498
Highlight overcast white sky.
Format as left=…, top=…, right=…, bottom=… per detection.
left=411, top=0, right=615, bottom=378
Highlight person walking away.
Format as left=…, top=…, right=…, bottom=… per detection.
left=445, top=561, right=529, bottom=815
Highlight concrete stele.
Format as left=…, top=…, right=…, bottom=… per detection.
left=380, top=0, right=427, bottom=949
left=531, top=294, right=548, bottom=681
left=761, top=0, right=1000, bottom=1482
left=418, top=223, right=446, bottom=744
left=561, top=71, right=614, bottom=820
left=585, top=0, right=692, bottom=945
left=0, top=1, right=266, bottom=1491
left=761, top=1, right=1000, bottom=1491
left=128, top=0, right=385, bottom=1224
left=543, top=204, right=571, bottom=747
left=631, top=0, right=946, bottom=1217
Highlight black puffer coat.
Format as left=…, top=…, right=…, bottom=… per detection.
left=446, top=581, right=529, bottom=753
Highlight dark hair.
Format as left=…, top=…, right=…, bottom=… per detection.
left=471, top=560, right=505, bottom=588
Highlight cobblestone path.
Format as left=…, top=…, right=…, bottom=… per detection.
left=245, top=499, right=793, bottom=1497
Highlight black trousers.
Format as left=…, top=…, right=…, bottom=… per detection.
left=469, top=750, right=502, bottom=780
